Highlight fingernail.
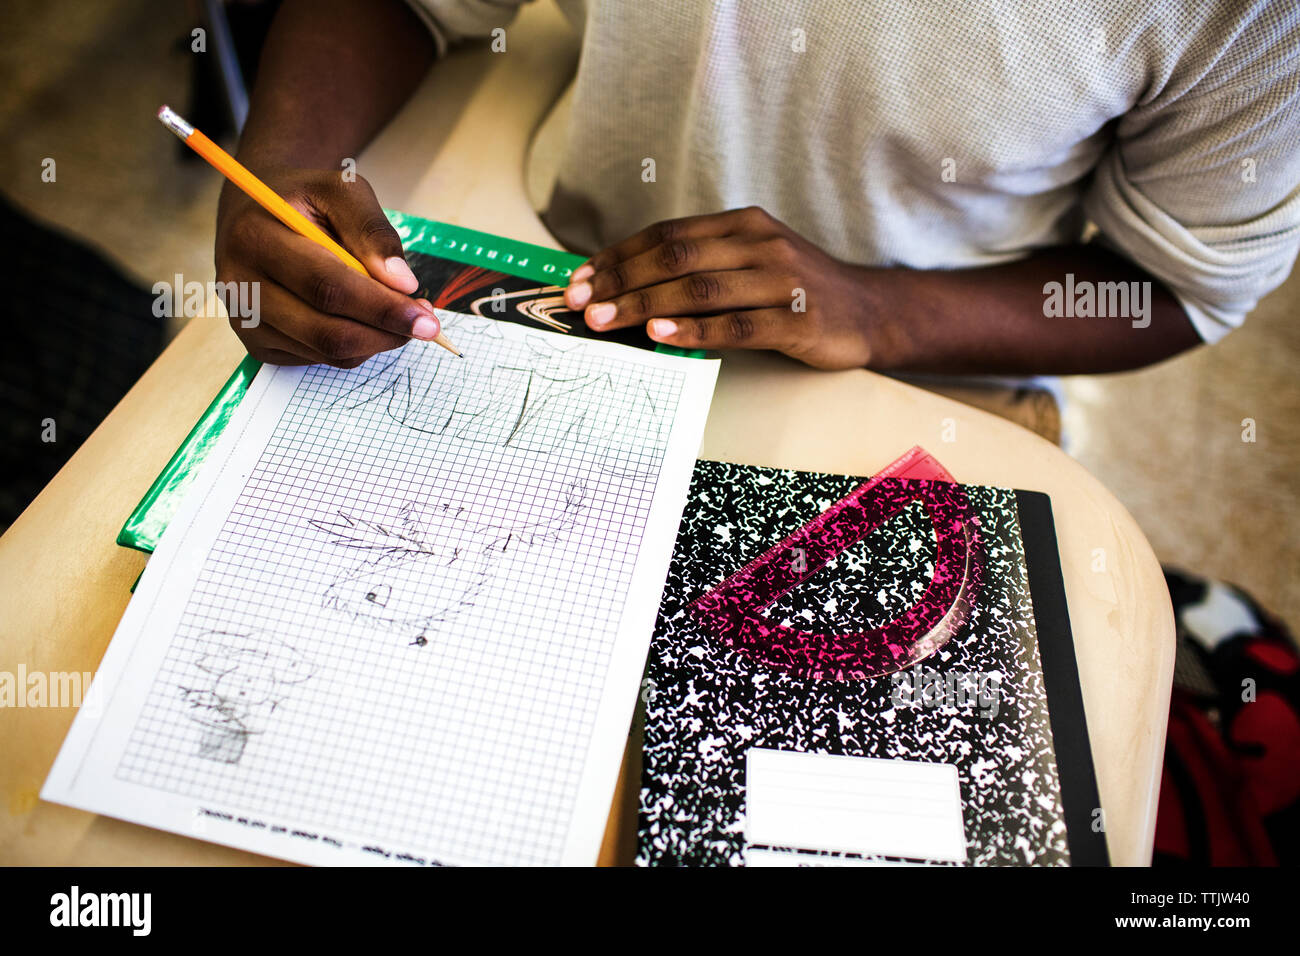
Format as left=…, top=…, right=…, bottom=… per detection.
left=588, top=302, right=616, bottom=327
left=385, top=256, right=418, bottom=291
left=648, top=319, right=677, bottom=339
left=570, top=263, right=594, bottom=283
left=416, top=297, right=436, bottom=314
left=411, top=315, right=441, bottom=340
left=567, top=282, right=592, bottom=309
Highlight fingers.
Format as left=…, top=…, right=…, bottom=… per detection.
left=258, top=226, right=441, bottom=341
left=581, top=269, right=795, bottom=331
left=250, top=281, right=410, bottom=367
left=574, top=215, right=733, bottom=283
left=565, top=208, right=798, bottom=334
left=239, top=321, right=330, bottom=367
left=646, top=308, right=801, bottom=352
left=319, top=176, right=420, bottom=294
left=216, top=170, right=438, bottom=369
left=568, top=236, right=756, bottom=311
left=573, top=207, right=774, bottom=284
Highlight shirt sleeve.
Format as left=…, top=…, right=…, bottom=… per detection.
left=402, top=0, right=532, bottom=56
left=1082, top=6, right=1300, bottom=342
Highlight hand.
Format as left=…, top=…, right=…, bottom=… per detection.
left=214, top=167, right=441, bottom=367
left=563, top=206, right=879, bottom=369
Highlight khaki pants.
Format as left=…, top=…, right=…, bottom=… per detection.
left=901, top=379, right=1063, bottom=446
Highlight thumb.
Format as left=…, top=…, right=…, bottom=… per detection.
left=326, top=175, right=420, bottom=295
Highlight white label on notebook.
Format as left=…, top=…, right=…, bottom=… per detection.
left=744, top=748, right=967, bottom=863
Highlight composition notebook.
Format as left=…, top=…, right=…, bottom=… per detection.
left=638, top=452, right=1109, bottom=866
left=44, top=230, right=719, bottom=865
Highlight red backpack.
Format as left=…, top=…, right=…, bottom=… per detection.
left=1157, top=568, right=1300, bottom=866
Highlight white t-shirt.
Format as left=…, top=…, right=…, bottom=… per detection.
left=406, top=0, right=1300, bottom=342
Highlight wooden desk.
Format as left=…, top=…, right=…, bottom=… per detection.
left=0, top=2, right=1173, bottom=866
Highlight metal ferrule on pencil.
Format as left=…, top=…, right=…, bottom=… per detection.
left=156, top=104, right=195, bottom=140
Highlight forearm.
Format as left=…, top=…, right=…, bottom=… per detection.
left=235, top=0, right=436, bottom=170
left=212, top=0, right=442, bottom=368
left=864, top=244, right=1203, bottom=375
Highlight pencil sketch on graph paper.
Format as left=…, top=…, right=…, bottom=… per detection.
left=310, top=481, right=587, bottom=647
left=42, top=302, right=717, bottom=868
left=325, top=318, right=668, bottom=477
left=177, top=631, right=315, bottom=764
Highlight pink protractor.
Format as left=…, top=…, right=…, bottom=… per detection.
left=689, top=476, right=984, bottom=681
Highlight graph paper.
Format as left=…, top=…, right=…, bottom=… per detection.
left=43, top=313, right=718, bottom=866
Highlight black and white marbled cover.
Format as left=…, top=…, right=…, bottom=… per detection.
left=637, top=460, right=1105, bottom=867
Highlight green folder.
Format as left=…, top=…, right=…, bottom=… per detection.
left=117, top=210, right=701, bottom=555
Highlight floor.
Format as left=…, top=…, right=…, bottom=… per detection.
left=3, top=0, right=1297, bottom=628
left=1063, top=270, right=1300, bottom=631
left=0, top=0, right=223, bottom=332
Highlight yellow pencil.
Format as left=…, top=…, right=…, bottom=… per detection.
left=157, top=105, right=460, bottom=357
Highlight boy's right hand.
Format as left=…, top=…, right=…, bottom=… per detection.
left=214, top=168, right=441, bottom=368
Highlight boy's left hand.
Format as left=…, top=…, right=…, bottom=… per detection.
left=564, top=206, right=881, bottom=370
